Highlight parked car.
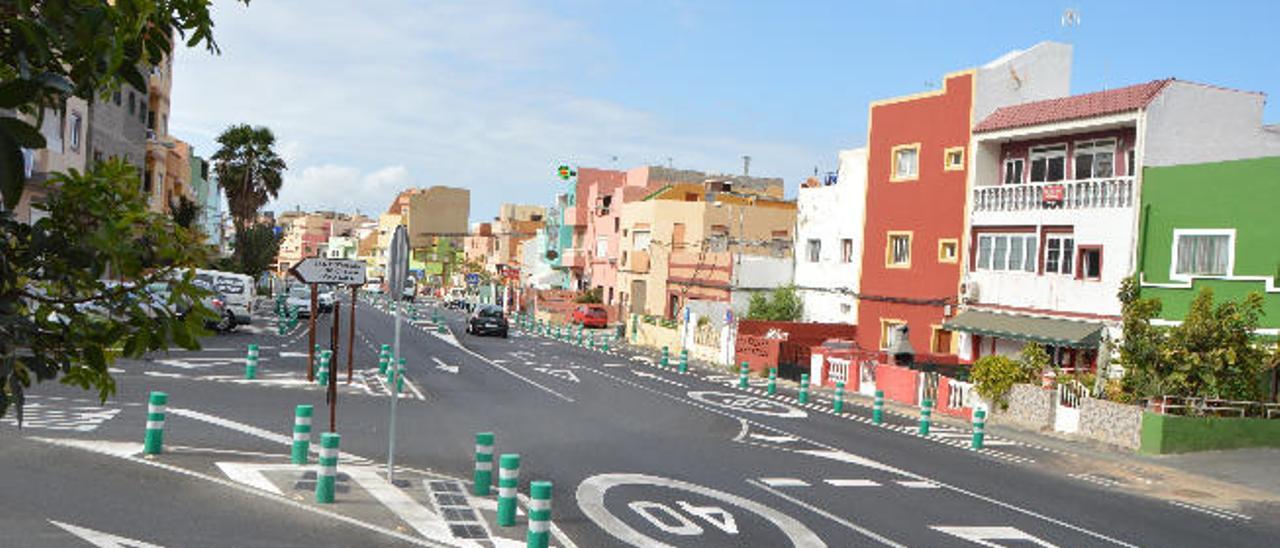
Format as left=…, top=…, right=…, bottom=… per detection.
left=466, top=304, right=508, bottom=338
left=286, top=286, right=314, bottom=318
left=197, top=269, right=255, bottom=325
left=318, top=285, right=336, bottom=312
left=570, top=304, right=609, bottom=328
left=189, top=277, right=236, bottom=332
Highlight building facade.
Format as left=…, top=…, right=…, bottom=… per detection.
left=795, top=148, right=866, bottom=324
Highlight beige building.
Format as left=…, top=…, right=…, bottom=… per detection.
left=616, top=180, right=796, bottom=319
left=274, top=211, right=358, bottom=275
left=144, top=54, right=174, bottom=213
left=9, top=97, right=91, bottom=224
left=490, top=204, right=545, bottom=275
left=367, top=212, right=403, bottom=282
left=405, top=186, right=470, bottom=247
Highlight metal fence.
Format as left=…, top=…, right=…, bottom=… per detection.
left=1145, top=395, right=1280, bottom=419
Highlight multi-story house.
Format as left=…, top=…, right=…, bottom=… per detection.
left=551, top=168, right=626, bottom=292
left=857, top=42, right=1072, bottom=359
left=8, top=97, right=91, bottom=224
left=795, top=148, right=866, bottom=324
left=617, top=178, right=796, bottom=319
left=274, top=211, right=356, bottom=275
left=948, top=78, right=1280, bottom=372
left=144, top=55, right=173, bottom=213
left=487, top=204, right=545, bottom=279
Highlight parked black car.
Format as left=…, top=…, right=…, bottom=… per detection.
left=466, top=305, right=508, bottom=338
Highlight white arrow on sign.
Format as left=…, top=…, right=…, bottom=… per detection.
left=432, top=357, right=459, bottom=374
left=49, top=520, right=166, bottom=548
left=288, top=257, right=367, bottom=285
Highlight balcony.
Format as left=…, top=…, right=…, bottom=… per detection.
left=561, top=248, right=587, bottom=269
left=973, top=177, right=1134, bottom=212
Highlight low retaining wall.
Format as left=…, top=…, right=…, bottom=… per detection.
left=990, top=384, right=1055, bottom=431
left=1079, top=398, right=1143, bottom=450
left=1140, top=412, right=1280, bottom=454
left=634, top=322, right=682, bottom=353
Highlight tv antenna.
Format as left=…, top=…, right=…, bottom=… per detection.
left=1061, top=8, right=1081, bottom=27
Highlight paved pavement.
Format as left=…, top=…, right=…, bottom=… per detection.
left=3, top=295, right=1278, bottom=547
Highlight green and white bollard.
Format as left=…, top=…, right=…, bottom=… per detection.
left=244, top=344, right=259, bottom=380
left=474, top=432, right=495, bottom=496
left=144, top=391, right=167, bottom=455
left=798, top=374, right=810, bottom=404
left=292, top=404, right=313, bottom=464
left=437, top=320, right=447, bottom=334
left=315, top=432, right=340, bottom=503
left=767, top=368, right=777, bottom=395
left=602, top=336, right=610, bottom=353
left=738, top=362, right=749, bottom=388
left=918, top=399, right=933, bottom=436
left=378, top=353, right=389, bottom=376
left=678, top=349, right=688, bottom=373
left=588, top=332, right=596, bottom=350
left=971, top=409, right=986, bottom=450
left=317, top=350, right=331, bottom=386
left=873, top=390, right=885, bottom=424
left=526, top=481, right=552, bottom=548
left=575, top=326, right=583, bottom=346
left=497, top=454, right=521, bottom=527
left=660, top=346, right=669, bottom=368
left=834, top=381, right=845, bottom=414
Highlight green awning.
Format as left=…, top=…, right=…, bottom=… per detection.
left=943, top=310, right=1103, bottom=348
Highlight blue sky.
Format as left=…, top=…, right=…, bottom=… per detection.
left=170, top=0, right=1280, bottom=222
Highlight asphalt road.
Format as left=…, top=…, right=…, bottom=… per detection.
left=4, top=296, right=1277, bottom=547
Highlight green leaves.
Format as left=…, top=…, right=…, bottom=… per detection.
left=0, top=79, right=43, bottom=109
left=745, top=285, right=803, bottom=322
left=971, top=355, right=1022, bottom=410
left=0, top=116, right=47, bottom=149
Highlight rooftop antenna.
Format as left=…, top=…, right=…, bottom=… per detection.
left=742, top=155, right=751, bottom=176
left=666, top=157, right=674, bottom=169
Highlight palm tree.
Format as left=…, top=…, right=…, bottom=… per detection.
left=212, top=124, right=286, bottom=238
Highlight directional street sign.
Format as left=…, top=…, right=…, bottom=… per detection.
left=465, top=272, right=480, bottom=286
left=288, top=257, right=366, bottom=286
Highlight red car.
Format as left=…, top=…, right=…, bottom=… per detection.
left=570, top=304, right=609, bottom=328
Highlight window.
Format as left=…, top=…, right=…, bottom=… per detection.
left=886, top=232, right=911, bottom=268
left=930, top=327, right=953, bottom=354
left=614, top=217, right=619, bottom=232
left=632, top=230, right=651, bottom=250
left=1029, top=145, right=1066, bottom=183
left=672, top=223, right=686, bottom=249
left=1044, top=234, right=1075, bottom=275
left=1173, top=230, right=1233, bottom=278
left=128, top=91, right=136, bottom=115
left=806, top=239, right=821, bottom=262
left=975, top=233, right=1035, bottom=272
left=69, top=113, right=82, bottom=151
left=1077, top=246, right=1102, bottom=281
left=148, top=110, right=156, bottom=131
left=1003, top=158, right=1024, bottom=185
left=841, top=238, right=853, bottom=263
left=938, top=239, right=958, bottom=263
left=890, top=144, right=920, bottom=181
left=880, top=319, right=907, bottom=350
left=595, top=236, right=608, bottom=257
left=944, top=147, right=965, bottom=171
left=1074, top=139, right=1115, bottom=179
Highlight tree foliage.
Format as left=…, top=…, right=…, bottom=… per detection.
left=216, top=223, right=280, bottom=279
left=212, top=124, right=286, bottom=236
left=1, top=161, right=214, bottom=418
left=0, top=0, right=248, bottom=209
left=168, top=195, right=200, bottom=229
left=971, top=355, right=1025, bottom=410
left=575, top=286, right=602, bottom=304
left=1117, top=276, right=1276, bottom=401
left=1018, top=342, right=1051, bottom=376
left=745, top=285, right=803, bottom=322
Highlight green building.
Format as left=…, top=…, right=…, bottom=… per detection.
left=1138, top=156, right=1280, bottom=329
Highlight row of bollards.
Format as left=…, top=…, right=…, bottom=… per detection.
left=474, top=431, right=554, bottom=547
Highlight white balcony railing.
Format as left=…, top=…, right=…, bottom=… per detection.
left=973, top=177, right=1134, bottom=212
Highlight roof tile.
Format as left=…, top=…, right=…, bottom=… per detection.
left=974, top=79, right=1173, bottom=133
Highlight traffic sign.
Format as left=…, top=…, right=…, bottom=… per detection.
left=288, top=258, right=366, bottom=286
left=386, top=225, right=409, bottom=294
left=466, top=273, right=480, bottom=286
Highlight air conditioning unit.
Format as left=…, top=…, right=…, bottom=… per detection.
left=961, top=279, right=980, bottom=304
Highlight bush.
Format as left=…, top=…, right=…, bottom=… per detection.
left=972, top=355, right=1027, bottom=410
left=745, top=285, right=802, bottom=322
left=575, top=287, right=602, bottom=304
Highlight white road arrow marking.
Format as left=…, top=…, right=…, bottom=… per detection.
left=49, top=520, right=166, bottom=548
left=930, top=526, right=1059, bottom=547
left=534, top=367, right=580, bottom=383
left=432, top=357, right=459, bottom=374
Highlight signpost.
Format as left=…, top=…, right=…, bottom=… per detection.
left=385, top=225, right=410, bottom=486
left=466, top=272, right=480, bottom=286
left=289, top=257, right=367, bottom=434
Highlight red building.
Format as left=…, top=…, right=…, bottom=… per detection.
left=856, top=70, right=975, bottom=356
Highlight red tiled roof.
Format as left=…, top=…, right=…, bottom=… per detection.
left=974, top=79, right=1173, bottom=133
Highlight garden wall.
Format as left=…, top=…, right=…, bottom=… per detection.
left=1139, top=412, right=1280, bottom=454
left=990, top=384, right=1055, bottom=431
left=1079, top=398, right=1144, bottom=450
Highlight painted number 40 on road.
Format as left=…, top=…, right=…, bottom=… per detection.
left=629, top=500, right=738, bottom=536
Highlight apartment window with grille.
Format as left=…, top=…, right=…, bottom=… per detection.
left=1074, top=139, right=1115, bottom=179
left=891, top=144, right=920, bottom=181
left=1044, top=234, right=1075, bottom=275
left=1029, top=145, right=1066, bottom=183
left=806, top=239, right=821, bottom=262
left=976, top=233, right=1035, bottom=272
left=1003, top=158, right=1024, bottom=185
left=841, top=238, right=853, bottom=263
left=1172, top=230, right=1233, bottom=279
left=886, top=232, right=911, bottom=268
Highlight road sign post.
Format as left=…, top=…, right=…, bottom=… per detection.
left=385, top=225, right=409, bottom=486
left=289, top=257, right=367, bottom=434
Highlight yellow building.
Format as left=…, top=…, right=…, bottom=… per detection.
left=616, top=180, right=796, bottom=319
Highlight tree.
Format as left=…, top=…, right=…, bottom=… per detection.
left=226, top=223, right=281, bottom=278
left=1, top=0, right=248, bottom=210
left=212, top=124, right=287, bottom=261
left=1018, top=342, right=1051, bottom=378
left=169, top=195, right=201, bottom=229
left=745, top=285, right=803, bottom=322
left=1, top=161, right=213, bottom=419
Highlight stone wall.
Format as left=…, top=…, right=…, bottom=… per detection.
left=1079, top=398, right=1144, bottom=450
left=990, top=384, right=1055, bottom=431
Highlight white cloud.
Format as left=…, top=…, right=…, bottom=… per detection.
left=169, top=0, right=822, bottom=220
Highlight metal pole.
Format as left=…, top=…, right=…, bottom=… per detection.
left=347, top=286, right=357, bottom=384
left=329, top=295, right=339, bottom=432
left=387, top=296, right=402, bottom=484
left=308, top=284, right=318, bottom=381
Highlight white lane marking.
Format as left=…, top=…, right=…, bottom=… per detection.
left=215, top=462, right=294, bottom=495
left=631, top=370, right=686, bottom=387
left=33, top=438, right=452, bottom=547
left=747, top=479, right=905, bottom=548
left=49, top=520, right=167, bottom=548
left=602, top=363, right=627, bottom=368
left=749, top=433, right=797, bottom=444
left=578, top=473, right=827, bottom=548
left=278, top=352, right=308, bottom=358
left=1169, top=500, right=1251, bottom=521
left=931, top=526, right=1060, bottom=547
left=433, top=357, right=459, bottom=374
left=759, top=478, right=809, bottom=487
left=825, top=479, right=882, bottom=487
left=345, top=466, right=456, bottom=541
left=896, top=480, right=940, bottom=489
left=143, top=371, right=188, bottom=379
left=452, top=341, right=574, bottom=403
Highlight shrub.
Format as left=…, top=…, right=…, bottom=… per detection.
left=971, top=355, right=1025, bottom=410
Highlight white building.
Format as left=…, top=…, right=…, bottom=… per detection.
left=794, top=148, right=866, bottom=324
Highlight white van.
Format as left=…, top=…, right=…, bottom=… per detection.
left=197, top=269, right=256, bottom=325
